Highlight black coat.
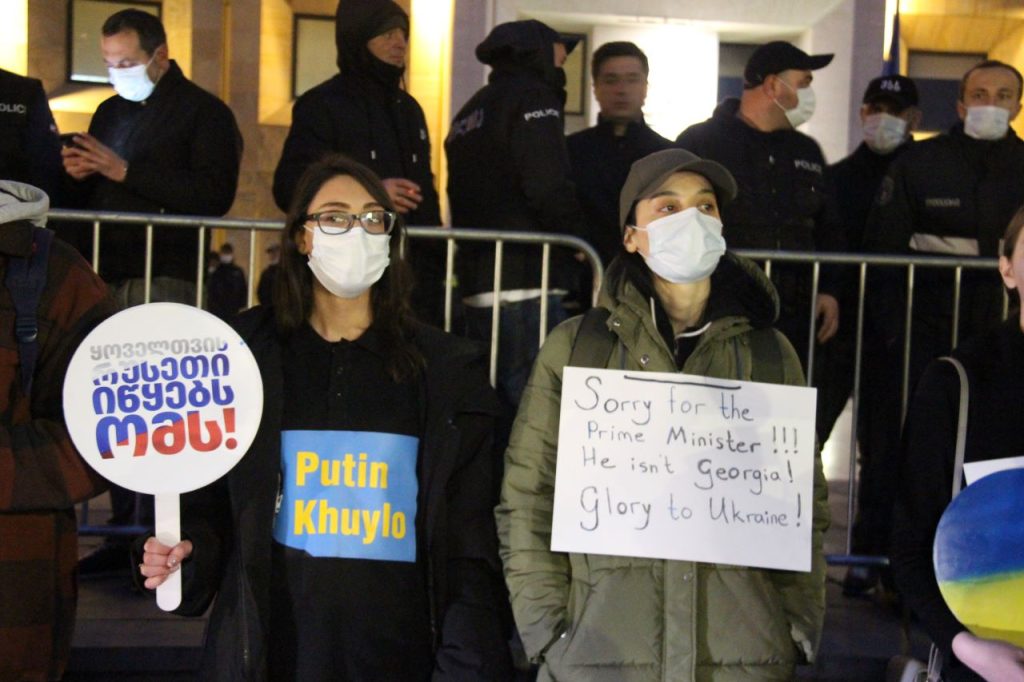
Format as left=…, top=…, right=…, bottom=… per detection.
left=566, top=116, right=671, bottom=265
left=891, top=320, right=1024, bottom=681
left=676, top=98, right=845, bottom=364
left=863, top=124, right=1024, bottom=346
left=446, top=68, right=585, bottom=295
left=830, top=140, right=912, bottom=254
left=0, top=69, right=61, bottom=201
left=272, top=74, right=440, bottom=227
left=59, top=61, right=242, bottom=283
left=168, top=307, right=513, bottom=681
left=675, top=98, right=845, bottom=262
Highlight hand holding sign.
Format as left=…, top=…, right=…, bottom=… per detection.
left=63, top=304, right=262, bottom=610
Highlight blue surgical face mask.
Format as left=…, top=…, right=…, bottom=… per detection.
left=108, top=56, right=156, bottom=102
left=632, top=206, right=726, bottom=284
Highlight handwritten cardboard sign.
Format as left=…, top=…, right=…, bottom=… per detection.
left=552, top=367, right=816, bottom=572
left=64, top=303, right=263, bottom=609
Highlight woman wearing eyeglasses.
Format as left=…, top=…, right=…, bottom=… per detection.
left=137, top=155, right=514, bottom=681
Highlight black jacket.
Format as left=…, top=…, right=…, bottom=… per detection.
left=830, top=140, right=912, bottom=254
left=566, top=116, right=671, bottom=265
left=272, top=1, right=440, bottom=227
left=863, top=124, right=1024, bottom=343
left=168, top=307, right=513, bottom=681
left=676, top=98, right=845, bottom=363
left=445, top=20, right=586, bottom=296
left=0, top=69, right=61, bottom=201
left=675, top=98, right=845, bottom=262
left=864, top=123, right=1024, bottom=259
left=891, top=320, right=1024, bottom=681
left=59, top=61, right=242, bottom=283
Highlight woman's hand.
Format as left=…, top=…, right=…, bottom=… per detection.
left=139, top=537, right=194, bottom=590
left=952, top=631, right=1024, bottom=681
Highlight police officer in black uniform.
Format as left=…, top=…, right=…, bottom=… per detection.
left=445, top=20, right=586, bottom=409
left=675, top=41, right=845, bottom=382
left=864, top=60, right=1024, bottom=387
left=0, top=68, right=61, bottom=201
left=827, top=75, right=921, bottom=595
left=566, top=41, right=671, bottom=307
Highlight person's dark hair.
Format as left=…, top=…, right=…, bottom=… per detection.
left=591, top=41, right=649, bottom=80
left=102, top=9, right=167, bottom=56
left=604, top=204, right=657, bottom=301
left=959, top=59, right=1023, bottom=102
left=1002, top=204, right=1024, bottom=260
left=274, top=154, right=423, bottom=382
left=219, top=243, right=234, bottom=255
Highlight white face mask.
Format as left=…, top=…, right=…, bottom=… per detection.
left=776, top=79, right=816, bottom=128
left=305, top=226, right=390, bottom=299
left=964, top=105, right=1011, bottom=140
left=633, top=207, right=726, bottom=284
left=863, top=112, right=908, bottom=154
left=108, top=57, right=156, bottom=102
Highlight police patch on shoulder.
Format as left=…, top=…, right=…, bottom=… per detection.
left=876, top=176, right=895, bottom=206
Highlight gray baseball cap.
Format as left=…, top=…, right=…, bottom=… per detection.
left=619, top=149, right=738, bottom=229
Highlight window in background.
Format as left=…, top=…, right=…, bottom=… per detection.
left=908, top=50, right=986, bottom=133
left=293, top=14, right=335, bottom=99
left=718, top=42, right=757, bottom=103
left=68, top=0, right=161, bottom=83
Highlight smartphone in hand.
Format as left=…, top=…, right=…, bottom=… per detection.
left=59, top=133, right=81, bottom=149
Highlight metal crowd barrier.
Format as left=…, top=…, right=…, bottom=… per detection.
left=51, top=211, right=1003, bottom=570
left=47, top=210, right=602, bottom=536
left=734, top=249, right=1003, bottom=569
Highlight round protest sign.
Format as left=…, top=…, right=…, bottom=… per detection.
left=934, top=468, right=1024, bottom=647
left=64, top=303, right=263, bottom=610
left=63, top=303, right=262, bottom=494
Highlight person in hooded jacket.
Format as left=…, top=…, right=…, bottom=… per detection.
left=445, top=19, right=587, bottom=409
left=273, top=0, right=446, bottom=326
left=139, top=155, right=513, bottom=681
left=496, top=149, right=829, bottom=681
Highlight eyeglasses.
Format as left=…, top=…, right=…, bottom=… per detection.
left=303, top=210, right=397, bottom=235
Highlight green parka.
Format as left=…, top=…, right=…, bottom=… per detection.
left=496, top=254, right=829, bottom=681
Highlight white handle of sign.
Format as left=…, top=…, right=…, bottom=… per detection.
left=154, top=492, right=182, bottom=611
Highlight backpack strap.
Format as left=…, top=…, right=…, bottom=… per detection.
left=568, top=307, right=615, bottom=368
left=749, top=327, right=784, bottom=384
left=6, top=227, right=53, bottom=396
left=938, top=356, right=969, bottom=499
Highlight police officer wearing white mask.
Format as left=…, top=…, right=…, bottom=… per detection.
left=676, top=41, right=845, bottom=432
left=864, top=60, right=1024, bottom=391
left=820, top=76, right=921, bottom=595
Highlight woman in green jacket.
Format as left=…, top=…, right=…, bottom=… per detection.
left=496, top=149, right=829, bottom=681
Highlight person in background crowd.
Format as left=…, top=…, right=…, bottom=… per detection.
left=0, top=181, right=116, bottom=682
left=676, top=41, right=845, bottom=399
left=139, top=155, right=513, bottom=681
left=273, top=0, right=446, bottom=326
left=891, top=206, right=1024, bottom=682
left=824, top=75, right=922, bottom=596
left=864, top=60, right=1024, bottom=390
left=496, top=149, right=828, bottom=681
left=566, top=41, right=671, bottom=308
left=445, top=19, right=586, bottom=409
left=257, top=242, right=281, bottom=306
left=207, top=242, right=247, bottom=321
left=64, top=7, right=242, bottom=576
left=0, top=68, right=62, bottom=201
left=59, top=8, right=242, bottom=307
